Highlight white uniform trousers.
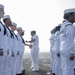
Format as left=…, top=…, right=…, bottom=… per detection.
left=52, top=52, right=57, bottom=73
left=30, top=49, right=34, bottom=68
left=3, top=54, right=11, bottom=75
left=55, top=56, right=61, bottom=75
left=60, top=51, right=66, bottom=75
left=0, top=56, right=4, bottom=75
left=16, top=54, right=23, bottom=74
left=32, top=48, right=39, bottom=70
left=10, top=56, right=17, bottom=75
left=50, top=52, right=53, bottom=71
left=65, top=57, right=75, bottom=75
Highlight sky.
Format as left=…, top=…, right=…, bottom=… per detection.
left=0, top=0, right=75, bottom=52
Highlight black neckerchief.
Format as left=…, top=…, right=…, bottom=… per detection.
left=0, top=21, right=7, bottom=35
left=12, top=31, right=18, bottom=40
left=5, top=25, right=14, bottom=38
left=20, top=35, right=25, bottom=44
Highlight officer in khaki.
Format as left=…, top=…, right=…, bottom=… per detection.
left=60, top=8, right=75, bottom=75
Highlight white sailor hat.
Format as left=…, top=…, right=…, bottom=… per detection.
left=64, top=8, right=75, bottom=14
left=17, top=27, right=22, bottom=30
left=0, top=4, right=4, bottom=9
left=12, top=22, right=17, bottom=26
left=3, top=15, right=10, bottom=20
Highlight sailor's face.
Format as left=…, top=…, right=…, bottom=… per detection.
left=21, top=31, right=24, bottom=36
left=17, top=29, right=22, bottom=34
left=7, top=19, right=12, bottom=26
left=31, top=32, right=34, bottom=36
left=0, top=8, right=5, bottom=18
left=10, top=26, right=16, bottom=31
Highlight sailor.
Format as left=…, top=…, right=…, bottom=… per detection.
left=20, top=30, right=29, bottom=74
left=10, top=22, right=18, bottom=75
left=26, top=30, right=39, bottom=71
left=60, top=8, right=75, bottom=75
left=3, top=15, right=14, bottom=75
left=49, top=28, right=55, bottom=73
left=54, top=25, right=61, bottom=75
left=16, top=27, right=29, bottom=75
left=50, top=27, right=57, bottom=75
left=0, top=4, right=8, bottom=75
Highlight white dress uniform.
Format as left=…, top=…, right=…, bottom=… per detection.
left=0, top=21, right=8, bottom=75
left=51, top=33, right=57, bottom=74
left=10, top=32, right=18, bottom=75
left=60, top=20, right=75, bottom=75
left=49, top=34, right=55, bottom=72
left=54, top=31, right=61, bottom=75
left=0, top=4, right=6, bottom=75
left=30, top=37, right=34, bottom=69
left=16, top=33, right=25, bottom=74
left=4, top=25, right=13, bottom=75
left=31, top=34, right=39, bottom=71
left=20, top=35, right=25, bottom=71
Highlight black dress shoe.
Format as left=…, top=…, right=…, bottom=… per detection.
left=22, top=69, right=26, bottom=74
left=52, top=73, right=55, bottom=75
left=74, top=68, right=75, bottom=71
left=16, top=73, right=23, bottom=75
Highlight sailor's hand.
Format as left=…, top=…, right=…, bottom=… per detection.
left=29, top=45, right=32, bottom=49
left=69, top=54, right=74, bottom=61
left=12, top=52, right=14, bottom=57
left=0, top=50, right=3, bottom=56
left=17, top=51, right=19, bottom=55
left=57, top=52, right=60, bottom=57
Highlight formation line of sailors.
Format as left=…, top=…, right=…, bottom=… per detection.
left=0, top=4, right=40, bottom=75
left=50, top=8, right=75, bottom=75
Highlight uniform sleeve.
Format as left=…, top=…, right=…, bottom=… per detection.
left=66, top=25, right=75, bottom=54
left=50, top=36, right=54, bottom=53
left=56, top=34, right=60, bottom=52
left=33, top=35, right=37, bottom=40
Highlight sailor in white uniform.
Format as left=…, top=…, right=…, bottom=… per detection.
left=16, top=27, right=30, bottom=75
left=54, top=25, right=61, bottom=75
left=60, top=8, right=75, bottom=75
left=26, top=30, right=39, bottom=71
left=0, top=4, right=8, bottom=75
left=3, top=15, right=14, bottom=75
left=20, top=30, right=30, bottom=74
left=10, top=22, right=18, bottom=75
left=50, top=28, right=57, bottom=75
left=49, top=28, right=55, bottom=73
